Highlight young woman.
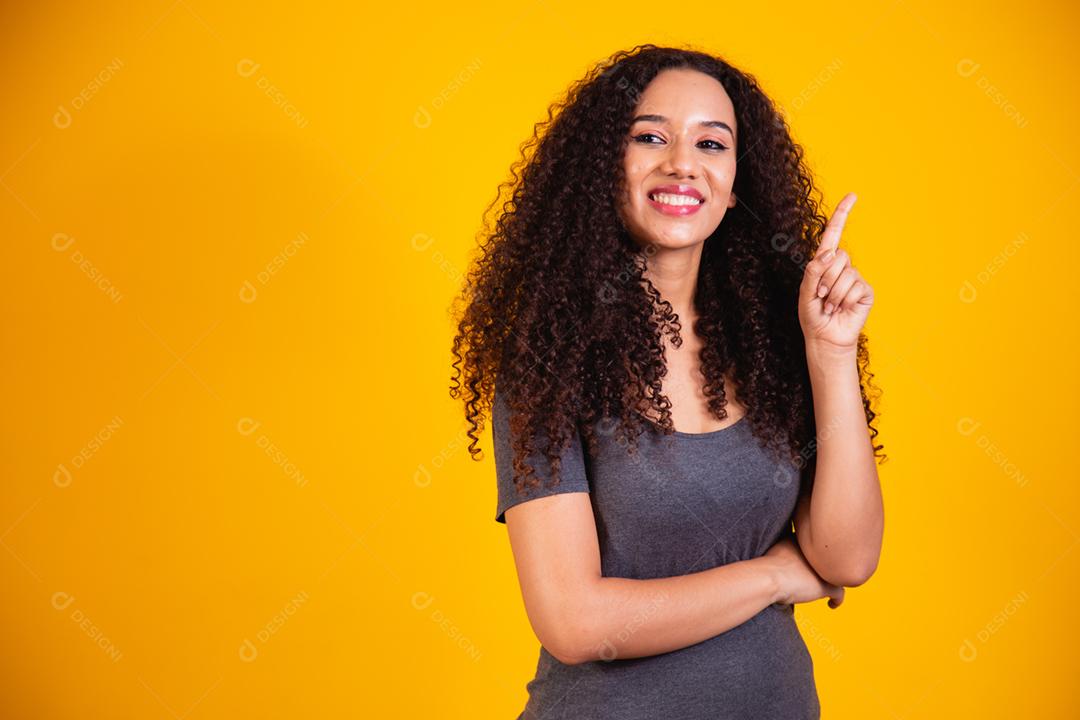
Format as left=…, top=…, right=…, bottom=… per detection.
left=449, top=44, right=885, bottom=719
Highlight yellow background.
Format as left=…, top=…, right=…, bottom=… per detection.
left=2, top=0, right=1077, bottom=717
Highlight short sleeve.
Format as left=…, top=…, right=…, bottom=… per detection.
left=492, top=388, right=591, bottom=524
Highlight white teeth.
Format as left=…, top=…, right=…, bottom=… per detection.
left=650, top=192, right=702, bottom=206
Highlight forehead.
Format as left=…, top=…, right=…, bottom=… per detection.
left=633, top=68, right=736, bottom=126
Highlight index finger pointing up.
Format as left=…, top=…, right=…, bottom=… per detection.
left=815, top=192, right=858, bottom=258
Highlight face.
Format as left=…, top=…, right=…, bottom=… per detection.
left=617, top=68, right=738, bottom=249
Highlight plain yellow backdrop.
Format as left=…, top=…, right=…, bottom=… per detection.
left=2, top=0, right=1077, bottom=717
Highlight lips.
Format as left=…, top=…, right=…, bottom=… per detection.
left=646, top=183, right=705, bottom=216
left=647, top=184, right=705, bottom=202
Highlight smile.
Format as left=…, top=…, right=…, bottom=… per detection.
left=647, top=192, right=704, bottom=216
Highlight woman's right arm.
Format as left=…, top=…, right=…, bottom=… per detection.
left=504, top=491, right=841, bottom=665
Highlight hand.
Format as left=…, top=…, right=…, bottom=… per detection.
left=762, top=534, right=845, bottom=609
left=798, top=192, right=875, bottom=354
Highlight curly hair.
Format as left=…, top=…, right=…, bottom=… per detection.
left=448, top=43, right=885, bottom=505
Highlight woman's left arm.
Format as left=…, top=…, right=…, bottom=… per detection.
left=794, top=342, right=884, bottom=587
left=793, top=192, right=885, bottom=588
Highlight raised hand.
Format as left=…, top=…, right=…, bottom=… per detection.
left=798, top=192, right=875, bottom=352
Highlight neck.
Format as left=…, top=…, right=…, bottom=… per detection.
left=639, top=242, right=703, bottom=322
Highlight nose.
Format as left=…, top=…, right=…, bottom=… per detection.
left=659, top=135, right=697, bottom=179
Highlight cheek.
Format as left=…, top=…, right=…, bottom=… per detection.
left=707, top=166, right=736, bottom=193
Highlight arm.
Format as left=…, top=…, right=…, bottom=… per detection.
left=794, top=341, right=885, bottom=587
left=505, top=491, right=781, bottom=666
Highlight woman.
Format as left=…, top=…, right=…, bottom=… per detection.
left=449, top=44, right=885, bottom=719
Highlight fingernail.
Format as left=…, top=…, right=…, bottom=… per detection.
left=817, top=284, right=828, bottom=298
left=824, top=303, right=834, bottom=314
left=820, top=249, right=834, bottom=263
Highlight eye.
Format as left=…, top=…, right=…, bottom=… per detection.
left=631, top=133, right=729, bottom=151
left=700, top=139, right=730, bottom=151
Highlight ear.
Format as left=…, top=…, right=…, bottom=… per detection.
left=728, top=192, right=737, bottom=209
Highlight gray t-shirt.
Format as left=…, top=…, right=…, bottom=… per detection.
left=493, top=390, right=820, bottom=719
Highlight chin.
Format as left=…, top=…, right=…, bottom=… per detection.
left=637, top=233, right=706, bottom=250
left=640, top=222, right=717, bottom=247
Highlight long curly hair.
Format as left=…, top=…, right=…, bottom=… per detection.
left=449, top=43, right=885, bottom=504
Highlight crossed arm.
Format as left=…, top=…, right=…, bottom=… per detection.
left=793, top=342, right=885, bottom=588
left=500, top=340, right=883, bottom=667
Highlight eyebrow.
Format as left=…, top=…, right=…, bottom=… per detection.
left=630, top=114, right=735, bottom=140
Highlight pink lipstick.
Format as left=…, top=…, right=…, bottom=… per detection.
left=646, top=184, right=705, bottom=216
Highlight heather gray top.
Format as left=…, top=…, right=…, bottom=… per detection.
left=493, top=390, right=819, bottom=719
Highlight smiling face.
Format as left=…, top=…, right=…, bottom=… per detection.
left=617, top=68, right=738, bottom=249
